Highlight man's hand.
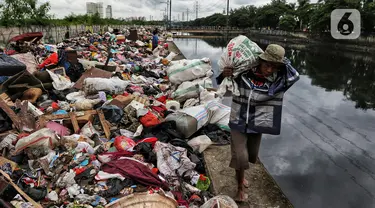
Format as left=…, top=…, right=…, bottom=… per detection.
left=223, top=67, right=233, bottom=77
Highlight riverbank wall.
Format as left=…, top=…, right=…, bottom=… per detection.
left=0, top=24, right=158, bottom=45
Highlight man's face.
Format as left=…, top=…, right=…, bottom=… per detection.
left=259, top=61, right=279, bottom=77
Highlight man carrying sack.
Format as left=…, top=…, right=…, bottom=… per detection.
left=219, top=42, right=300, bottom=202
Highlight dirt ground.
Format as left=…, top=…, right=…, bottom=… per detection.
left=203, top=145, right=293, bottom=208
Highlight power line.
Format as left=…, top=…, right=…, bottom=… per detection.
left=198, top=0, right=224, bottom=11
left=199, top=1, right=227, bottom=17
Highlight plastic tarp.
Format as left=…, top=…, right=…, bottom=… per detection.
left=8, top=32, right=43, bottom=43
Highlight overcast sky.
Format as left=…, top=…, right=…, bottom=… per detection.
left=39, top=0, right=300, bottom=20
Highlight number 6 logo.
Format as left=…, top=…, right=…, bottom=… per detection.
left=331, top=9, right=361, bottom=39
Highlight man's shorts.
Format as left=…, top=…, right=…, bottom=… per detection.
left=229, top=130, right=262, bottom=170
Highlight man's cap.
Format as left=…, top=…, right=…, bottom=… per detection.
left=259, top=44, right=285, bottom=64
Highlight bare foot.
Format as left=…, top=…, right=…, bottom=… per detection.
left=234, top=190, right=248, bottom=202
left=243, top=179, right=249, bottom=188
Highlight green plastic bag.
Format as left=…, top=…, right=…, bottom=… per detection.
left=196, top=174, right=211, bottom=191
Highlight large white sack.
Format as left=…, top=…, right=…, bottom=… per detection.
left=165, top=105, right=210, bottom=138
left=82, top=77, right=131, bottom=95
left=217, top=35, right=263, bottom=97
left=204, top=100, right=230, bottom=131
left=167, top=58, right=213, bottom=85
left=182, top=89, right=219, bottom=109
left=172, top=77, right=213, bottom=102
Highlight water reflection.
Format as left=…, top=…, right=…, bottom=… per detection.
left=174, top=37, right=375, bottom=208
left=175, top=37, right=375, bottom=110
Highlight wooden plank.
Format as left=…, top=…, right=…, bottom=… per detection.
left=0, top=97, right=21, bottom=131
left=97, top=110, right=110, bottom=139
left=69, top=112, right=80, bottom=133
left=38, top=116, right=46, bottom=129
left=0, top=169, right=43, bottom=208
left=0, top=93, right=14, bottom=107
left=40, top=110, right=98, bottom=121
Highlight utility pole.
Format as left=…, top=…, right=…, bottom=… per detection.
left=161, top=1, right=169, bottom=27
left=169, top=0, right=172, bottom=29
left=165, top=8, right=167, bottom=22
left=195, top=1, right=198, bottom=19
left=178, top=14, right=180, bottom=21
left=187, top=8, right=189, bottom=21
left=226, top=0, right=230, bottom=28
left=182, top=12, right=184, bottom=21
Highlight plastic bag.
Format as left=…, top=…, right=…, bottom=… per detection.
left=136, top=40, right=145, bottom=47
left=75, top=99, right=101, bottom=111
left=80, top=121, right=100, bottom=138
left=217, top=35, right=263, bottom=97
left=46, top=69, right=74, bottom=90
left=100, top=105, right=124, bottom=123
left=187, top=135, right=213, bottom=153
left=139, top=111, right=161, bottom=127
left=166, top=52, right=177, bottom=61
left=66, top=91, right=86, bottom=102
left=78, top=59, right=99, bottom=70
left=15, top=128, right=58, bottom=153
left=196, top=174, right=211, bottom=191
left=75, top=142, right=95, bottom=154
left=114, top=136, right=136, bottom=152
left=167, top=58, right=213, bottom=85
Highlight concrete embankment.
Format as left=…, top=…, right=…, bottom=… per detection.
left=168, top=40, right=293, bottom=208
left=167, top=41, right=186, bottom=60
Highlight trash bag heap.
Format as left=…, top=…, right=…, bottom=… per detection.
left=0, top=27, right=238, bottom=208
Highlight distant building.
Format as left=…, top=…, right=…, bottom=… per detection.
left=97, top=2, right=103, bottom=18
left=86, top=2, right=104, bottom=18
left=106, top=5, right=112, bottom=19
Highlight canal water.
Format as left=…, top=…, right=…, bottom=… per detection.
left=174, top=37, right=375, bottom=208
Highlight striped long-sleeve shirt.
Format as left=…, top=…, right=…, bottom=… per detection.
left=229, top=58, right=300, bottom=135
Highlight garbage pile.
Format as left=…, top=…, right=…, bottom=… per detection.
left=0, top=27, right=236, bottom=208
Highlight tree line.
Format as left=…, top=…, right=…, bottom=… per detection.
left=187, top=0, right=375, bottom=34
left=1, top=0, right=374, bottom=34
left=0, top=0, right=163, bottom=27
